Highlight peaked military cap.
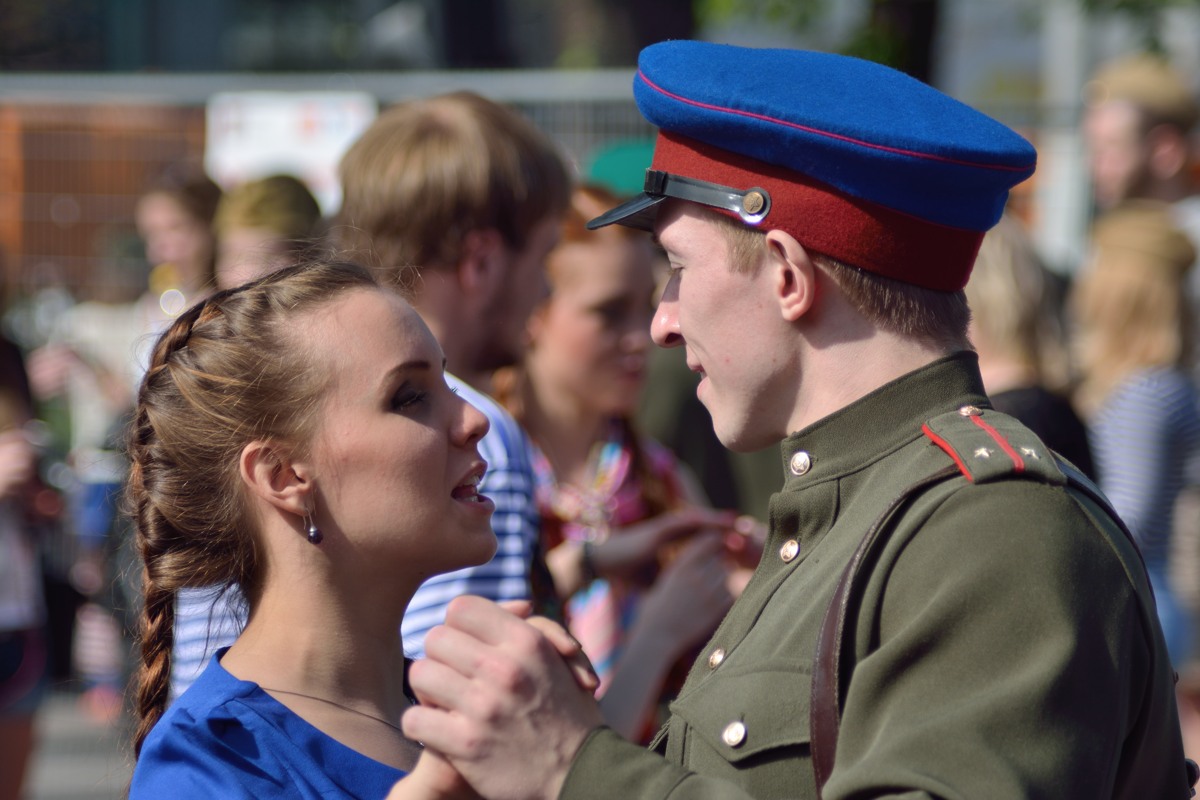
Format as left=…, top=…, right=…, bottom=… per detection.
left=588, top=40, right=1038, bottom=291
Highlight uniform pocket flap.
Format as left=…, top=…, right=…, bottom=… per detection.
left=669, top=667, right=812, bottom=763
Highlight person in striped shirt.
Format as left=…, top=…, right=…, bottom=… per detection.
left=1070, top=201, right=1200, bottom=666
left=334, top=91, right=571, bottom=657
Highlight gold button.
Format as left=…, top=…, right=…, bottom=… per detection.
left=958, top=405, right=982, bottom=417
left=722, top=720, right=747, bottom=748
left=742, top=191, right=765, bottom=215
left=708, top=648, right=726, bottom=669
left=789, top=451, right=812, bottom=476
left=780, top=539, right=800, bottom=563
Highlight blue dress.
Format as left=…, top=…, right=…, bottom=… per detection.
left=130, top=649, right=406, bottom=799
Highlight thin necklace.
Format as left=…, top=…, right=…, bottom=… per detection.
left=261, top=686, right=408, bottom=735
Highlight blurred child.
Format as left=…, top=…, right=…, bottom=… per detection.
left=213, top=174, right=323, bottom=289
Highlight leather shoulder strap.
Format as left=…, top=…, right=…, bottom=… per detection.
left=809, top=464, right=959, bottom=795
left=814, top=408, right=1068, bottom=795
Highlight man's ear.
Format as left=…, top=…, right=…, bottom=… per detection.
left=456, top=229, right=507, bottom=301
left=239, top=440, right=312, bottom=517
left=764, top=230, right=817, bottom=323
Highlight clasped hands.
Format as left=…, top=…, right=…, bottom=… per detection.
left=389, top=509, right=766, bottom=800
left=386, top=598, right=606, bottom=800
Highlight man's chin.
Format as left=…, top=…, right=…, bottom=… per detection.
left=710, top=422, right=748, bottom=453
left=712, top=417, right=778, bottom=454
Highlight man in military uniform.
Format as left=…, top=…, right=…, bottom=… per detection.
left=401, top=41, right=1192, bottom=799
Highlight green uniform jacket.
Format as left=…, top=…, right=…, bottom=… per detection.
left=560, top=353, right=1189, bottom=799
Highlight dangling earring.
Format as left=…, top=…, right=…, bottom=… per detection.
left=306, top=516, right=323, bottom=545
left=305, top=502, right=323, bottom=545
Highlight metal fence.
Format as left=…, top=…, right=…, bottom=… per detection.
left=0, top=69, right=651, bottom=309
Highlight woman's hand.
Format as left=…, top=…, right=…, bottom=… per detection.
left=724, top=515, right=766, bottom=568
left=385, top=748, right=480, bottom=800
left=591, top=507, right=737, bottom=578
left=545, top=506, right=736, bottom=598
left=634, top=533, right=736, bottom=655
left=595, top=533, right=736, bottom=738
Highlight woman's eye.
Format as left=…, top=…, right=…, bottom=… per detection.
left=391, top=388, right=427, bottom=411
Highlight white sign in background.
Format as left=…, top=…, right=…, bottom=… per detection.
left=204, top=91, right=378, bottom=216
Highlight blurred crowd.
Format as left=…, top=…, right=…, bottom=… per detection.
left=3, top=47, right=1200, bottom=800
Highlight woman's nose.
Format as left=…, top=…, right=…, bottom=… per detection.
left=456, top=396, right=490, bottom=447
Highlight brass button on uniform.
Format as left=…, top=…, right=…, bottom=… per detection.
left=708, top=648, right=726, bottom=669
left=780, top=539, right=800, bottom=563
left=958, top=405, right=982, bottom=417
left=722, top=720, right=747, bottom=748
left=789, top=451, right=812, bottom=476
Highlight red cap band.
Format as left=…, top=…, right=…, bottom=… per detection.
left=651, top=132, right=983, bottom=291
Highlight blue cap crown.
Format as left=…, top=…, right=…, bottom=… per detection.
left=631, top=41, right=1035, bottom=232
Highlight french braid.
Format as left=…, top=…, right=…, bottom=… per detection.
left=126, top=261, right=379, bottom=756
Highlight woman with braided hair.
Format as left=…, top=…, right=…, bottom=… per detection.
left=126, top=260, right=513, bottom=799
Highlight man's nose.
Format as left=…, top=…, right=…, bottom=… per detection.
left=650, top=282, right=682, bottom=348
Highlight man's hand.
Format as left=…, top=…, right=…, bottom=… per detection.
left=403, top=597, right=606, bottom=800
left=498, top=600, right=599, bottom=695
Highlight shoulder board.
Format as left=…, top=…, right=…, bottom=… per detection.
left=921, top=404, right=1066, bottom=485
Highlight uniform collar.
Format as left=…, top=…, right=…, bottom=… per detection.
left=778, top=351, right=988, bottom=485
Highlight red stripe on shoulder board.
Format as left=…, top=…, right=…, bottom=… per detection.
left=969, top=415, right=1025, bottom=473
left=921, top=423, right=974, bottom=482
